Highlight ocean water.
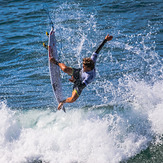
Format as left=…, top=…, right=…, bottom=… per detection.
left=0, top=0, right=163, bottom=163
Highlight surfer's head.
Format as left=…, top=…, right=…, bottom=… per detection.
left=83, top=57, right=94, bottom=72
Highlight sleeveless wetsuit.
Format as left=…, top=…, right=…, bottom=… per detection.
left=72, top=52, right=97, bottom=96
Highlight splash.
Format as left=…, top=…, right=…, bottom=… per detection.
left=1, top=99, right=162, bottom=163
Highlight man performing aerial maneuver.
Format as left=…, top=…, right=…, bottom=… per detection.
left=50, top=34, right=113, bottom=110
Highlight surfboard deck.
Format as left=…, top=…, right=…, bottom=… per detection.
left=48, top=27, right=65, bottom=112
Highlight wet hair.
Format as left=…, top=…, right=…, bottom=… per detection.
left=83, top=57, right=95, bottom=70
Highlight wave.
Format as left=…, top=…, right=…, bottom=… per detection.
left=1, top=80, right=163, bottom=163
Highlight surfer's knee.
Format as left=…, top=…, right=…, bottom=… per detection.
left=61, top=65, right=73, bottom=74
left=71, top=90, right=79, bottom=102
left=62, top=66, right=69, bottom=73
left=66, top=96, right=78, bottom=103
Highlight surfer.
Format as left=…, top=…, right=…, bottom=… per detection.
left=50, top=34, right=113, bottom=110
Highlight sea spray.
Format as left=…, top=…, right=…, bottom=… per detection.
left=0, top=101, right=159, bottom=163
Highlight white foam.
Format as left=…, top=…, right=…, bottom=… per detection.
left=0, top=100, right=157, bottom=163
left=123, top=78, right=163, bottom=143
left=147, top=81, right=163, bottom=142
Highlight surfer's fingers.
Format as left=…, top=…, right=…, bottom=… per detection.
left=105, top=34, right=113, bottom=41
left=49, top=57, right=54, bottom=60
left=49, top=57, right=54, bottom=63
left=49, top=57, right=53, bottom=61
left=105, top=34, right=109, bottom=40
left=49, top=57, right=57, bottom=64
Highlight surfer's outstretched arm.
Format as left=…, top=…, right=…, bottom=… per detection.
left=95, top=34, right=113, bottom=54
left=91, top=34, right=113, bottom=63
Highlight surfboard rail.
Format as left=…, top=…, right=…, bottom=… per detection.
left=48, top=28, right=66, bottom=112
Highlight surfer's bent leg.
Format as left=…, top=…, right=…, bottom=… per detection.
left=57, top=90, right=79, bottom=110
left=65, top=90, right=79, bottom=103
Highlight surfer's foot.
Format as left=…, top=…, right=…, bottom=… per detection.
left=58, top=102, right=64, bottom=110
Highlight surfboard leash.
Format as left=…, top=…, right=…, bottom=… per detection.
left=43, top=4, right=54, bottom=29
left=43, top=4, right=63, bottom=60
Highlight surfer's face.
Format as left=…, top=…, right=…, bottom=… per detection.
left=82, top=58, right=94, bottom=71
left=83, top=64, right=91, bottom=72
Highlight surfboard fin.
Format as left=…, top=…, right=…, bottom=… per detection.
left=43, top=42, right=48, bottom=50
left=62, top=106, right=66, bottom=113
left=46, top=32, right=49, bottom=37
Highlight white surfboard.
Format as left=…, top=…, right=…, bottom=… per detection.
left=48, top=27, right=65, bottom=112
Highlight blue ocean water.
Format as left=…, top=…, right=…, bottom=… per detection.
left=0, top=0, right=163, bottom=162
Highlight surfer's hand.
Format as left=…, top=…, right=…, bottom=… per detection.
left=58, top=102, right=64, bottom=110
left=50, top=57, right=55, bottom=63
left=69, top=76, right=75, bottom=83
left=105, top=34, right=113, bottom=41
left=50, top=57, right=58, bottom=65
